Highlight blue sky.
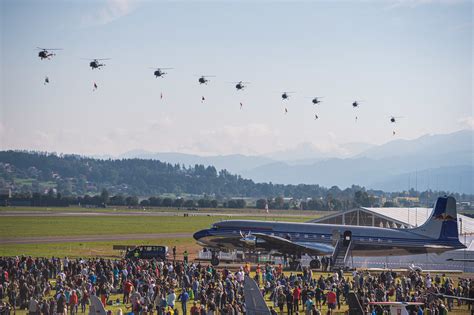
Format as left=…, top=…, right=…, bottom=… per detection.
left=1, top=0, right=472, bottom=156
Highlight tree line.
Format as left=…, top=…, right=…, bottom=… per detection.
left=0, top=150, right=472, bottom=210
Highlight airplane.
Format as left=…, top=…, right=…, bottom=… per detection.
left=193, top=196, right=465, bottom=268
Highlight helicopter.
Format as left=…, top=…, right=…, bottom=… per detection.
left=352, top=100, right=363, bottom=108
left=390, top=116, right=403, bottom=123
left=198, top=75, right=216, bottom=85
left=37, top=47, right=62, bottom=60
left=309, top=96, right=323, bottom=105
left=281, top=92, right=295, bottom=100
left=151, top=67, right=173, bottom=78
left=229, top=81, right=250, bottom=91
left=84, top=58, right=110, bottom=70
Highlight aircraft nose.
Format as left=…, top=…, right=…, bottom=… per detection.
left=193, top=229, right=211, bottom=241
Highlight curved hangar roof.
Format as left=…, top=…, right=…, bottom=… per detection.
left=309, top=207, right=474, bottom=235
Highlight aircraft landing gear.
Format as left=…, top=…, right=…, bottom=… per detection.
left=211, top=251, right=220, bottom=266
left=289, top=255, right=302, bottom=270
left=289, top=260, right=299, bottom=270
left=310, top=258, right=321, bottom=269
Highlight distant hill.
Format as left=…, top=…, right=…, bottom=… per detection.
left=240, top=130, right=473, bottom=194
left=0, top=151, right=332, bottom=199
left=94, top=130, right=473, bottom=194
left=117, top=150, right=275, bottom=175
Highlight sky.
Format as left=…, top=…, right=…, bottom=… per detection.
left=0, top=0, right=472, bottom=157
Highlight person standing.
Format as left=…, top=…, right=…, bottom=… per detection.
left=179, top=290, right=189, bottom=315
left=57, top=292, right=66, bottom=315
left=326, top=290, right=336, bottom=315
left=183, top=251, right=188, bottom=265
left=286, top=290, right=293, bottom=315
left=28, top=296, right=39, bottom=315
left=69, top=291, right=78, bottom=315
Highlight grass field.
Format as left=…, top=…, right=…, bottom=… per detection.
left=0, top=238, right=195, bottom=258
left=0, top=206, right=322, bottom=257
left=0, top=214, right=317, bottom=239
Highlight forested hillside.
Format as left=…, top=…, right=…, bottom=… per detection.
left=1, top=151, right=470, bottom=209
left=0, top=150, right=331, bottom=198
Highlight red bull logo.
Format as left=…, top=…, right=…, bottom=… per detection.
left=434, top=213, right=456, bottom=222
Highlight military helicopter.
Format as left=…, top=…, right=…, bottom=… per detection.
left=84, top=58, right=110, bottom=70
left=281, top=92, right=295, bottom=100
left=308, top=96, right=323, bottom=105
left=37, top=47, right=62, bottom=60
left=390, top=116, right=403, bottom=123
left=198, top=75, right=216, bottom=85
left=352, top=100, right=363, bottom=108
left=229, top=81, right=250, bottom=91
left=150, top=67, right=173, bottom=78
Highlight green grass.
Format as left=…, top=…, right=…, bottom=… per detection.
left=0, top=238, right=195, bottom=258
left=1, top=214, right=317, bottom=239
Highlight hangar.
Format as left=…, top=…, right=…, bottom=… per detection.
left=309, top=206, right=474, bottom=272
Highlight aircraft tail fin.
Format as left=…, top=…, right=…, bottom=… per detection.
left=412, top=196, right=459, bottom=241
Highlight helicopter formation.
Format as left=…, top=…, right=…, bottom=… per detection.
left=37, top=48, right=402, bottom=135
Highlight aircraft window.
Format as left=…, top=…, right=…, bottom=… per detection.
left=313, top=235, right=318, bottom=238
left=369, top=238, right=373, bottom=242
left=271, top=233, right=274, bottom=236
left=377, top=239, right=382, bottom=242
left=388, top=240, right=393, bottom=243
left=295, top=233, right=300, bottom=237
left=321, top=235, right=325, bottom=239
left=232, top=231, right=237, bottom=234
left=304, top=234, right=308, bottom=238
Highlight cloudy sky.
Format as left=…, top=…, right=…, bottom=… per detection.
left=1, top=0, right=472, bottom=156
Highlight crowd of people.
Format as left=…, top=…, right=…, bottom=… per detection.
left=0, top=255, right=473, bottom=315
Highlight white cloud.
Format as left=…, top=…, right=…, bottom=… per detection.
left=458, top=116, right=474, bottom=129
left=82, top=0, right=140, bottom=27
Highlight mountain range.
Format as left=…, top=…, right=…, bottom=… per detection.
left=108, top=129, right=473, bottom=194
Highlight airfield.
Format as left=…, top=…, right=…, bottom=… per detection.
left=0, top=206, right=323, bottom=257
left=2, top=205, right=473, bottom=315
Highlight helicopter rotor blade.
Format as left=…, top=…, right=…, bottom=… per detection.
left=37, top=47, right=63, bottom=50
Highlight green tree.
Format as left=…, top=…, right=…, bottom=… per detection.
left=100, top=188, right=109, bottom=205
left=125, top=196, right=139, bottom=206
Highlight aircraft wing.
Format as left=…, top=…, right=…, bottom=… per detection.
left=253, top=233, right=334, bottom=256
